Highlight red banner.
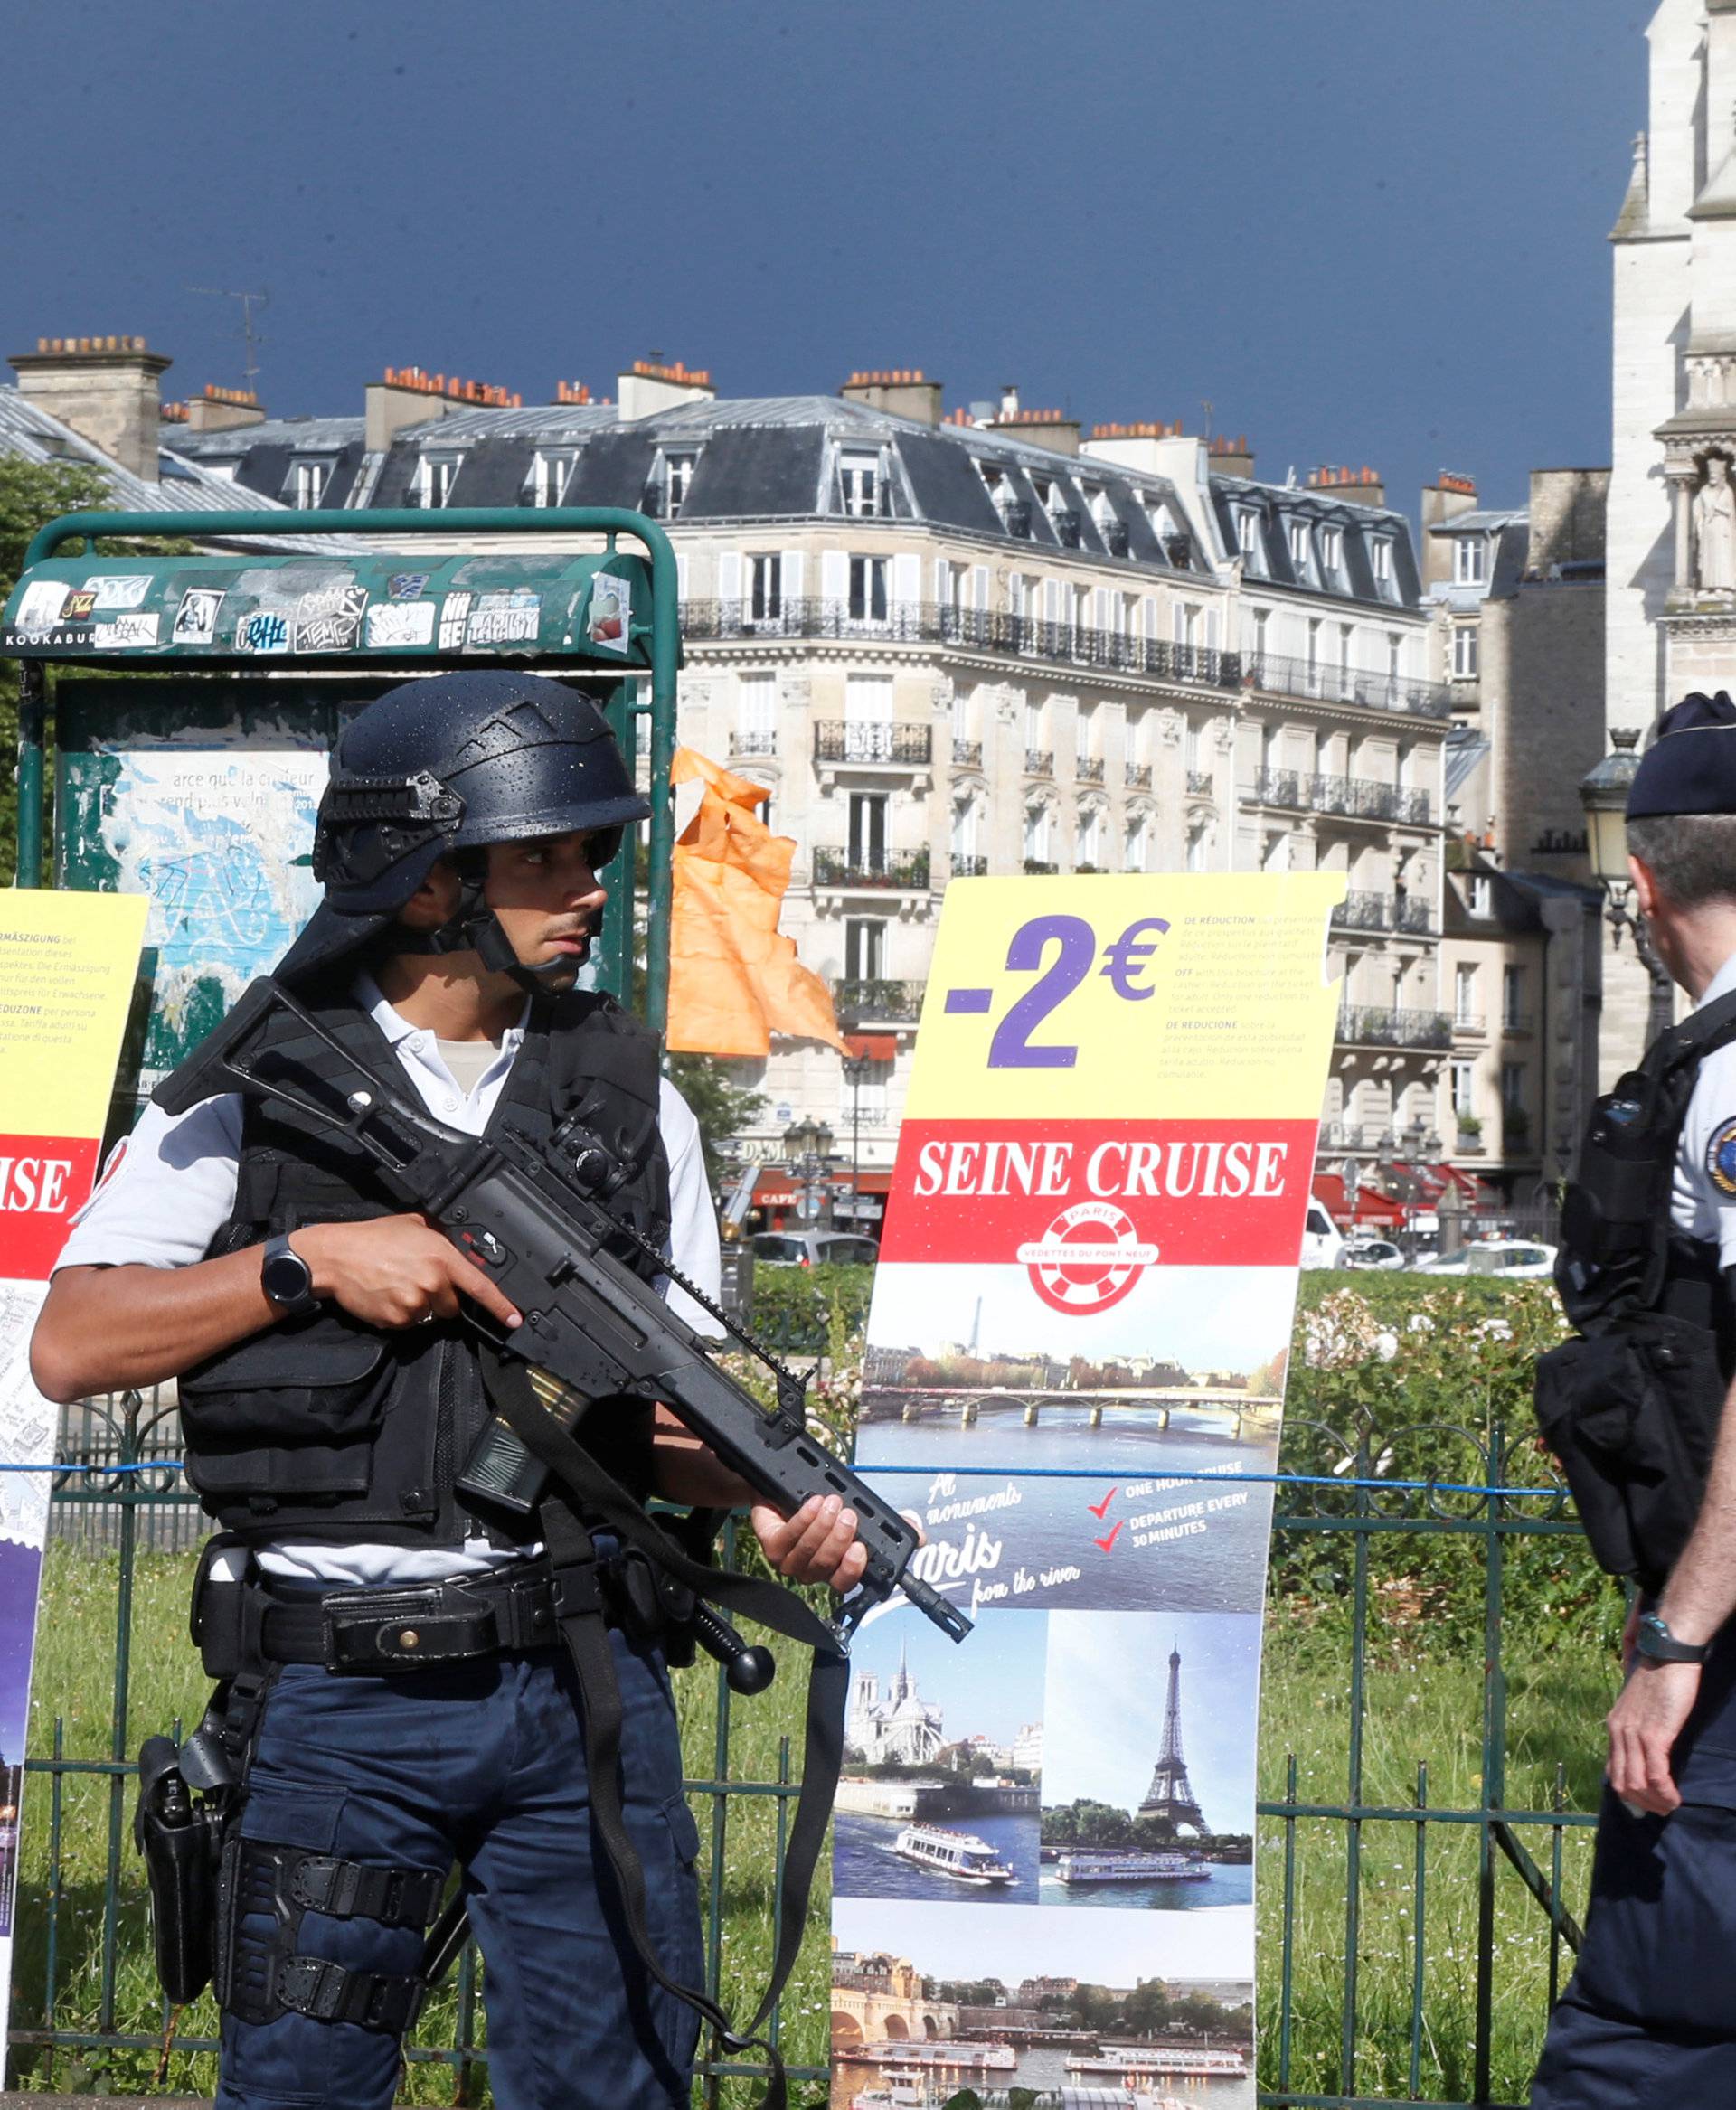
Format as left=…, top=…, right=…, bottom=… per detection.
left=0, top=1135, right=102, bottom=1282
left=882, top=1118, right=1317, bottom=1268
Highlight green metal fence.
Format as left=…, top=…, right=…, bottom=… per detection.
left=7, top=1400, right=1599, bottom=2108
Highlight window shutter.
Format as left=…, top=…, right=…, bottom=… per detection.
left=935, top=558, right=953, bottom=604
left=782, top=551, right=805, bottom=603
left=1092, top=588, right=1109, bottom=632
left=717, top=551, right=742, bottom=604
left=821, top=550, right=848, bottom=602
left=892, top=551, right=921, bottom=608
left=1043, top=579, right=1061, bottom=623
left=971, top=565, right=990, bottom=610
left=676, top=553, right=691, bottom=601
left=1142, top=596, right=1157, bottom=639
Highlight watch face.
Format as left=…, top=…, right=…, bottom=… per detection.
left=262, top=1246, right=313, bottom=1305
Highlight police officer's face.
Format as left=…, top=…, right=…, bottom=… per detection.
left=483, top=831, right=609, bottom=972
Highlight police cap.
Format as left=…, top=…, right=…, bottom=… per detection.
left=1628, top=691, right=1736, bottom=817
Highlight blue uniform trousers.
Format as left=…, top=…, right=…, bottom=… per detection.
left=214, top=1630, right=703, bottom=2110
left=1533, top=1634, right=1736, bottom=2107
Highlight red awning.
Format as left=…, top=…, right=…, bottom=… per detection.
left=844, top=1033, right=898, bottom=1062
left=1393, top=1160, right=1488, bottom=1201
left=1313, top=1175, right=1405, bottom=1228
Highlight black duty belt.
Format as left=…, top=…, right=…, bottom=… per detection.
left=256, top=1560, right=606, bottom=1673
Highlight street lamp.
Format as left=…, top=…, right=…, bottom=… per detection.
left=782, top=1116, right=836, bottom=1226
left=1579, top=730, right=1675, bottom=1043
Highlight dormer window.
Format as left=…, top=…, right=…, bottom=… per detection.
left=1373, top=538, right=1392, bottom=582
left=840, top=450, right=883, bottom=519
left=1320, top=525, right=1343, bottom=569
left=527, top=451, right=574, bottom=508
left=1288, top=520, right=1309, bottom=569
left=417, top=454, right=461, bottom=509
left=1237, top=509, right=1260, bottom=556
left=1454, top=535, right=1487, bottom=586
left=665, top=452, right=697, bottom=517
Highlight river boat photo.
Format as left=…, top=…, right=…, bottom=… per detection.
left=892, top=1823, right=1017, bottom=1886
left=1066, top=2042, right=1250, bottom=2080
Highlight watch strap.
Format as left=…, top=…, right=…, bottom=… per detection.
left=1637, top=1613, right=1711, bottom=1664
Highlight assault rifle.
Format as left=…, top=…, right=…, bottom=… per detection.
left=156, top=976, right=970, bottom=1649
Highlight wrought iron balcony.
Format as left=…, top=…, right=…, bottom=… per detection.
left=1250, top=767, right=1299, bottom=806
left=813, top=721, right=932, bottom=766
left=1336, top=1004, right=1454, bottom=1050
left=833, top=978, right=925, bottom=1025
left=1186, top=768, right=1214, bottom=796
left=950, top=852, right=988, bottom=877
left=1025, top=749, right=1054, bottom=777
left=1330, top=890, right=1438, bottom=937
left=1076, top=756, right=1105, bottom=782
left=1023, top=858, right=1059, bottom=875
left=678, top=598, right=1244, bottom=695
left=812, top=847, right=931, bottom=890
left=1241, top=650, right=1452, bottom=722
left=952, top=737, right=983, bottom=768
left=1124, top=762, right=1152, bottom=789
left=728, top=729, right=777, bottom=758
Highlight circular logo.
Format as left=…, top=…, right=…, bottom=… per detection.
left=1015, top=1201, right=1159, bottom=1315
left=1709, top=1117, right=1736, bottom=1197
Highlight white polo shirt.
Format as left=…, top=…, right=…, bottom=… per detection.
left=1672, top=948, right=1736, bottom=1266
left=57, top=974, right=722, bottom=1586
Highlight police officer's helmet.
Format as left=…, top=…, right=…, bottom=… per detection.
left=274, top=669, right=650, bottom=988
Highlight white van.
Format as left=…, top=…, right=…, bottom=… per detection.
left=1299, top=1197, right=1345, bottom=1270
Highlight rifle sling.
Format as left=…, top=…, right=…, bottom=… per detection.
left=443, top=1344, right=852, bottom=2109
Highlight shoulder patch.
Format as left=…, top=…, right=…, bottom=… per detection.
left=1707, top=1116, right=1736, bottom=1197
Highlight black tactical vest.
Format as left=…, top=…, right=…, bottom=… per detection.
left=176, top=977, right=671, bottom=1546
left=1536, top=987, right=1736, bottom=1590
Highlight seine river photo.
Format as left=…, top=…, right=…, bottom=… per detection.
left=835, top=1809, right=1041, bottom=1904
left=830, top=2047, right=1257, bottom=2109
left=1035, top=1857, right=1252, bottom=1911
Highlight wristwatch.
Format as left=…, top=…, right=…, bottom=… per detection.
left=260, top=1232, right=320, bottom=1318
left=1635, top=1611, right=1712, bottom=1664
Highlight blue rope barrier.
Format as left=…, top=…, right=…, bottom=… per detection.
left=0, top=1457, right=1568, bottom=1500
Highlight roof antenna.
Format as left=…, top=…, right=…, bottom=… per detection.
left=187, top=285, right=270, bottom=391
left=1200, top=398, right=1213, bottom=441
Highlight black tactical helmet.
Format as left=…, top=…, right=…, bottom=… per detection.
left=275, top=668, right=650, bottom=989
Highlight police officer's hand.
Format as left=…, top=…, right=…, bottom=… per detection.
left=1607, top=1656, right=1703, bottom=1815
left=291, top=1215, right=523, bottom=1332
left=751, top=1495, right=870, bottom=1593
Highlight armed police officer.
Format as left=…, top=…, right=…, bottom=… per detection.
left=1533, top=691, right=1736, bottom=2105
left=29, top=670, right=868, bottom=2110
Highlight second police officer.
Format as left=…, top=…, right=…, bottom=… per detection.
left=1533, top=692, right=1736, bottom=2104
left=31, top=670, right=868, bottom=2110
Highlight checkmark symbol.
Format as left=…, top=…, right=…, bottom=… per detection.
left=1088, top=1488, right=1118, bottom=1520
left=1093, top=1521, right=1125, bottom=1553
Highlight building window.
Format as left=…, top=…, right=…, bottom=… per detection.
left=665, top=452, right=696, bottom=516
left=1249, top=608, right=1269, bottom=674
left=951, top=793, right=979, bottom=861
left=844, top=918, right=885, bottom=981
left=1386, top=632, right=1402, bottom=684
left=418, top=455, right=460, bottom=508
left=1320, top=525, right=1343, bottom=569
left=1503, top=964, right=1525, bottom=1029
left=736, top=672, right=776, bottom=753
left=1288, top=520, right=1309, bottom=569
left=1185, top=821, right=1209, bottom=872
left=1024, top=803, right=1052, bottom=864
left=1501, top=1060, right=1526, bottom=1114
left=1467, top=873, right=1492, bottom=917
left=1451, top=1061, right=1476, bottom=1119
left=1454, top=535, right=1488, bottom=586
left=1025, top=699, right=1044, bottom=748
left=749, top=554, right=783, bottom=623
left=1076, top=702, right=1096, bottom=764
left=527, top=451, right=574, bottom=508
left=1077, top=806, right=1102, bottom=867
left=1238, top=510, right=1260, bottom=556
left=849, top=555, right=888, bottom=623
left=840, top=450, right=882, bottom=518
left=1373, top=539, right=1392, bottom=582
left=1454, top=962, right=1478, bottom=1027
left=848, top=792, right=888, bottom=869
left=1452, top=623, right=1479, bottom=679
left=1125, top=814, right=1148, bottom=871
left=291, top=459, right=328, bottom=508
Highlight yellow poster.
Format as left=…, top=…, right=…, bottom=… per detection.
left=831, top=873, right=1342, bottom=2106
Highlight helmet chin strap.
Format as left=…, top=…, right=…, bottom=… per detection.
left=398, top=862, right=584, bottom=999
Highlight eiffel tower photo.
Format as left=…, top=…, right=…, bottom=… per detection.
left=1137, top=1641, right=1210, bottom=1839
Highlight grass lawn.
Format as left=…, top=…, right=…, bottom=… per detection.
left=6, top=1539, right=1623, bottom=2105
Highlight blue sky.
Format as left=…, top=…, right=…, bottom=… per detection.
left=852, top=1604, right=1047, bottom=1747
left=0, top=1, right=1647, bottom=525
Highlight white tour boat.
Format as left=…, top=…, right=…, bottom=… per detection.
left=1053, top=1848, right=1211, bottom=1885
left=858, top=2037, right=1018, bottom=2070
left=1067, top=2041, right=1250, bottom=2079
left=891, top=1822, right=1016, bottom=1885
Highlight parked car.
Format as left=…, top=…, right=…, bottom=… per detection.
left=1299, top=1199, right=1345, bottom=1270
left=749, top=1230, right=881, bottom=1268
left=1340, top=1237, right=1407, bottom=1271
left=1413, top=1239, right=1558, bottom=1279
